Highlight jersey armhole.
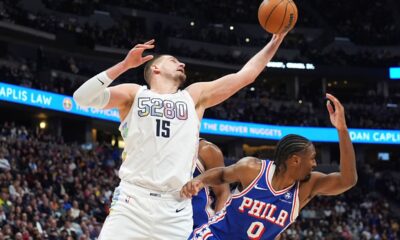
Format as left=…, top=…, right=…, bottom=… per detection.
left=182, top=89, right=200, bottom=127
left=290, top=182, right=300, bottom=222
left=232, top=160, right=266, bottom=199
left=196, top=159, right=206, bottom=173
left=182, top=89, right=197, bottom=109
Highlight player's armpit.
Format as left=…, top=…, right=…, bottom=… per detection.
left=104, top=84, right=141, bottom=119
left=186, top=73, right=253, bottom=110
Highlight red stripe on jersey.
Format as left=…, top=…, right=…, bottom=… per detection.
left=203, top=232, right=213, bottom=240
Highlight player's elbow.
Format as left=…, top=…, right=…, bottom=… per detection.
left=235, top=70, right=257, bottom=85
left=349, top=174, right=358, bottom=187
left=73, top=90, right=88, bottom=106
left=243, top=75, right=257, bottom=85
left=342, top=174, right=358, bottom=190
left=350, top=171, right=358, bottom=187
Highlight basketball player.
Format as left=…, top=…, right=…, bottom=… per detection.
left=73, top=33, right=287, bottom=239
left=193, top=139, right=230, bottom=229
left=181, top=94, right=357, bottom=240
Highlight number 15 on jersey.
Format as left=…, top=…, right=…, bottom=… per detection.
left=156, top=119, right=170, bottom=138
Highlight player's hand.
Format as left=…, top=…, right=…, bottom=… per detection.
left=272, top=31, right=288, bottom=41
left=180, top=179, right=205, bottom=199
left=122, top=39, right=155, bottom=69
left=326, top=93, right=347, bottom=131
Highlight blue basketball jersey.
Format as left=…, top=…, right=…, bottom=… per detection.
left=190, top=160, right=300, bottom=240
left=192, top=160, right=214, bottom=229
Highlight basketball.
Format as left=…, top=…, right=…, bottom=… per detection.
left=258, top=0, right=298, bottom=34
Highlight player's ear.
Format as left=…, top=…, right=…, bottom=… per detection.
left=289, top=154, right=301, bottom=167
left=153, top=64, right=161, bottom=75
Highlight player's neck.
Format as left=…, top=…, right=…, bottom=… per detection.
left=150, top=77, right=180, bottom=94
left=271, top=171, right=296, bottom=191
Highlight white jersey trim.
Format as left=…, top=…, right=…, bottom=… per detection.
left=196, top=159, right=206, bottom=173
left=266, top=162, right=295, bottom=196
left=182, top=89, right=197, bottom=114
left=232, top=160, right=266, bottom=199
left=118, top=85, right=146, bottom=129
left=276, top=181, right=300, bottom=237
left=290, top=182, right=300, bottom=222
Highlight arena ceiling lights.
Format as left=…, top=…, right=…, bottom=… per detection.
left=267, top=61, right=315, bottom=70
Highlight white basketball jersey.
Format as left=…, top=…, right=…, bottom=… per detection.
left=118, top=86, right=199, bottom=192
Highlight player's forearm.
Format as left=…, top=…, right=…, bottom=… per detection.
left=214, top=199, right=226, bottom=213
left=338, top=128, right=358, bottom=187
left=73, top=61, right=128, bottom=107
left=238, top=35, right=284, bottom=81
left=197, top=167, right=232, bottom=187
left=213, top=187, right=230, bottom=212
left=105, top=61, right=130, bottom=80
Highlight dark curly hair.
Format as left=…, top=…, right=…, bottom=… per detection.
left=273, top=134, right=312, bottom=173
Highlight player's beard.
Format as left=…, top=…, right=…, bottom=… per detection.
left=164, top=72, right=186, bottom=87
left=177, top=73, right=186, bottom=87
left=300, top=174, right=312, bottom=182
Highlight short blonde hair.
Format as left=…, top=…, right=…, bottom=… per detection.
left=143, top=55, right=167, bottom=85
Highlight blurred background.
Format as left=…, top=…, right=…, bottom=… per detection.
left=0, top=0, right=399, bottom=239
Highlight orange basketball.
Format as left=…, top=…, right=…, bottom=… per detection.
left=258, top=0, right=298, bottom=34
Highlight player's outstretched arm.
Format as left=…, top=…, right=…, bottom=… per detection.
left=306, top=94, right=357, bottom=198
left=73, top=40, right=155, bottom=110
left=199, top=141, right=230, bottom=212
left=180, top=157, right=260, bottom=199
left=186, top=33, right=286, bottom=110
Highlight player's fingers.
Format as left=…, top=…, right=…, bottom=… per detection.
left=277, top=31, right=288, bottom=39
left=180, top=187, right=190, bottom=199
left=326, top=93, right=342, bottom=105
left=193, top=186, right=201, bottom=196
left=192, top=185, right=200, bottom=195
left=188, top=182, right=194, bottom=193
left=180, top=185, right=186, bottom=194
left=142, top=55, right=154, bottom=63
left=326, top=93, right=341, bottom=110
left=186, top=186, right=194, bottom=198
left=135, top=44, right=155, bottom=49
left=130, top=46, right=153, bottom=54
left=143, top=39, right=155, bottom=45
left=180, top=189, right=185, bottom=198
left=183, top=191, right=191, bottom=199
left=325, top=93, right=336, bottom=102
left=133, top=40, right=154, bottom=48
left=192, top=183, right=201, bottom=195
left=326, top=100, right=334, bottom=114
left=129, top=47, right=144, bottom=56
left=182, top=193, right=190, bottom=199
left=186, top=190, right=193, bottom=198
